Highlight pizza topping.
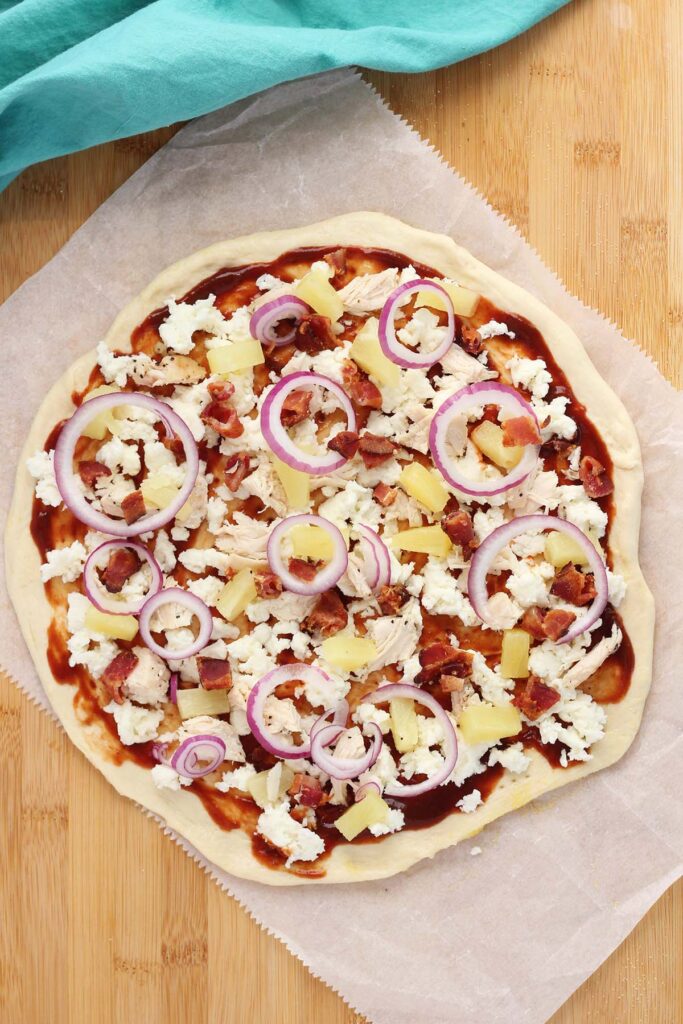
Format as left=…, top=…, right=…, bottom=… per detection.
left=342, top=361, right=383, bottom=409
left=280, top=389, right=313, bottom=426
left=415, top=642, right=474, bottom=684
left=356, top=524, right=391, bottom=591
left=377, top=584, right=408, bottom=615
left=101, top=546, right=141, bottom=593
left=83, top=540, right=163, bottom=615
left=457, top=321, right=484, bottom=356
left=101, top=650, right=139, bottom=704
left=267, top=514, right=348, bottom=595
left=550, top=564, right=597, bottom=606
left=501, top=415, right=542, bottom=448
left=310, top=721, right=383, bottom=780
left=379, top=279, right=455, bottom=368
left=138, top=587, right=213, bottom=659
left=78, top=459, right=111, bottom=488
left=512, top=677, right=560, bottom=720
left=250, top=294, right=313, bottom=346
left=579, top=455, right=614, bottom=498
left=197, top=657, right=233, bottom=691
left=223, top=452, right=251, bottom=492
left=289, top=772, right=325, bottom=807
left=357, top=432, right=396, bottom=468
left=296, top=313, right=337, bottom=352
left=246, top=663, right=332, bottom=758
left=201, top=397, right=243, bottom=439
left=254, top=570, right=283, bottom=599
left=169, top=734, right=227, bottom=779
left=327, top=430, right=359, bottom=459
left=304, top=589, right=348, bottom=637
left=121, top=489, right=147, bottom=524
left=323, top=248, right=347, bottom=280
left=373, top=482, right=398, bottom=506
left=441, top=507, right=477, bottom=550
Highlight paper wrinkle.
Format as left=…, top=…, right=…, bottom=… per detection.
left=1, top=68, right=681, bottom=1024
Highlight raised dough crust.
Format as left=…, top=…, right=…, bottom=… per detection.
left=6, top=213, right=655, bottom=885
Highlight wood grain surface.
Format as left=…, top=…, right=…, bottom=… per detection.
left=1, top=0, right=681, bottom=1021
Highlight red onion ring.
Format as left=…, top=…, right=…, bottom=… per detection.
left=310, top=699, right=350, bottom=739
left=355, top=780, right=382, bottom=802
left=250, top=294, right=313, bottom=346
left=468, top=514, right=608, bottom=643
left=83, top=540, right=162, bottom=615
left=246, top=663, right=332, bottom=758
left=364, top=683, right=458, bottom=797
left=260, top=372, right=357, bottom=475
left=170, top=734, right=226, bottom=778
left=169, top=672, right=179, bottom=704
left=356, top=525, right=391, bottom=591
left=54, top=391, right=199, bottom=537
left=310, top=722, right=383, bottom=780
left=378, top=279, right=455, bottom=369
left=151, top=741, right=169, bottom=763
left=429, top=382, right=540, bottom=497
left=267, top=514, right=348, bottom=595
left=138, top=587, right=213, bottom=660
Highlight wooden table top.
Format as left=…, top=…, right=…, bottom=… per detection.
left=1, top=0, right=681, bottom=1020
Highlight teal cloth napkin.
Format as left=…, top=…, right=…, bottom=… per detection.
left=0, top=0, right=569, bottom=191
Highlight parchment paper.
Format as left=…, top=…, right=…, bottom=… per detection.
left=1, top=69, right=682, bottom=1024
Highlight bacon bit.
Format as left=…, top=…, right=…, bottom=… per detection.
left=457, top=321, right=484, bottom=355
left=327, top=430, right=359, bottom=459
left=373, top=483, right=398, bottom=507
left=254, top=570, right=283, bottom=599
left=288, top=558, right=319, bottom=582
left=264, top=342, right=296, bottom=370
left=357, top=432, right=396, bottom=468
left=542, top=608, right=577, bottom=641
left=101, top=547, right=141, bottom=594
left=579, top=455, right=614, bottom=498
left=377, top=584, right=409, bottom=616
left=502, top=416, right=541, bottom=447
left=441, top=509, right=477, bottom=551
left=101, top=650, right=138, bottom=704
left=281, top=388, right=313, bottom=427
left=304, top=590, right=348, bottom=637
left=323, top=248, right=347, bottom=280
left=513, top=676, right=560, bottom=720
left=551, top=563, right=597, bottom=606
left=197, top=657, right=233, bottom=691
left=540, top=438, right=579, bottom=477
left=121, top=489, right=146, bottom=525
left=296, top=313, right=336, bottom=353
left=440, top=674, right=465, bottom=695
left=415, top=642, right=474, bottom=685
left=208, top=380, right=235, bottom=402
left=162, top=435, right=186, bottom=459
left=201, top=400, right=243, bottom=439
left=519, top=606, right=548, bottom=641
left=342, top=361, right=383, bottom=409
left=224, top=452, right=251, bottom=492
left=78, top=460, right=111, bottom=488
left=289, top=773, right=325, bottom=807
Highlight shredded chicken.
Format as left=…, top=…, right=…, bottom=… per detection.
left=562, top=625, right=622, bottom=688
left=365, top=600, right=421, bottom=671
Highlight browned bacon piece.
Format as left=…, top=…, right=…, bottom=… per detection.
left=415, top=642, right=474, bottom=685
left=323, top=248, right=347, bottom=280
left=281, top=389, right=313, bottom=427
left=224, top=452, right=251, bottom=492
left=502, top=416, right=541, bottom=447
left=327, top=430, right=359, bottom=459
left=377, top=584, right=409, bottom=616
left=513, top=676, right=560, bottom=720
left=342, top=361, right=382, bottom=409
left=457, top=321, right=484, bottom=355
left=440, top=674, right=465, bottom=695
left=519, top=606, right=548, bottom=641
left=357, top=432, right=396, bottom=468
left=289, top=773, right=325, bottom=807
left=208, top=380, right=235, bottom=402
left=579, top=455, right=613, bottom=498
left=304, top=590, right=348, bottom=637
left=121, top=489, right=146, bottom=525
left=541, top=608, right=577, bottom=641
left=441, top=508, right=477, bottom=550
left=78, top=460, right=111, bottom=488
left=373, top=483, right=398, bottom=507
left=255, top=570, right=283, bottom=599
left=550, top=564, right=597, bottom=606
left=101, top=650, right=138, bottom=704
left=101, top=546, right=141, bottom=593
left=296, top=313, right=336, bottom=353
left=201, top=399, right=243, bottom=439
left=288, top=558, right=319, bottom=582
left=197, top=657, right=233, bottom=691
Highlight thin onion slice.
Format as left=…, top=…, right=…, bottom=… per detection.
left=170, top=734, right=226, bottom=778
left=246, top=663, right=332, bottom=758
left=468, top=513, right=608, bottom=643
left=354, top=780, right=382, bottom=802
left=54, top=391, right=199, bottom=537
left=364, top=683, right=458, bottom=797
left=378, top=279, right=455, bottom=369
left=429, top=382, right=540, bottom=497
left=169, top=672, right=179, bottom=704
left=267, top=514, right=348, bottom=595
left=260, top=371, right=356, bottom=475
left=310, top=699, right=349, bottom=740
left=83, top=540, right=162, bottom=616
left=250, top=294, right=313, bottom=346
left=355, top=524, right=391, bottom=591
left=138, top=587, right=213, bottom=660
left=310, top=722, right=383, bottom=781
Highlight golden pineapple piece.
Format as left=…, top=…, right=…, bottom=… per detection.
left=471, top=420, right=523, bottom=470
left=499, top=629, right=531, bottom=679
left=544, top=530, right=590, bottom=568
left=207, top=338, right=264, bottom=375
left=349, top=318, right=401, bottom=386
left=390, top=525, right=452, bottom=557
left=294, top=269, right=344, bottom=322
left=81, top=385, right=118, bottom=440
left=216, top=569, right=257, bottom=621
left=289, top=524, right=334, bottom=561
left=177, top=687, right=230, bottom=720
left=335, top=791, right=391, bottom=841
left=140, top=470, right=181, bottom=510
left=84, top=604, right=138, bottom=641
left=414, top=281, right=480, bottom=318
left=248, top=764, right=295, bottom=809
left=321, top=635, right=377, bottom=671
left=389, top=697, right=419, bottom=753
left=459, top=704, right=522, bottom=744
left=399, top=462, right=449, bottom=513
left=270, top=454, right=310, bottom=510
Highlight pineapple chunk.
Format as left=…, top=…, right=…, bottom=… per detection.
left=84, top=604, right=138, bottom=641
left=289, top=524, right=333, bottom=561
left=248, top=764, right=295, bottom=810
left=295, top=269, right=343, bottom=322
left=271, top=454, right=310, bottom=510
left=335, top=791, right=391, bottom=841
left=390, top=525, right=452, bottom=557
left=414, top=281, right=481, bottom=318
left=459, top=704, right=522, bottom=744
left=321, top=635, right=377, bottom=671
left=399, top=462, right=449, bottom=514
left=81, top=385, right=118, bottom=440
left=500, top=629, right=531, bottom=679
left=471, top=420, right=523, bottom=470
left=216, top=569, right=257, bottom=621
left=140, top=470, right=181, bottom=510
left=544, top=530, right=590, bottom=568
left=207, top=338, right=264, bottom=375
left=389, top=697, right=419, bottom=753
left=177, top=687, right=230, bottom=720
left=349, top=318, right=400, bottom=387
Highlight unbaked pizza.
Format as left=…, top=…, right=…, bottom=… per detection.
left=7, top=213, right=654, bottom=884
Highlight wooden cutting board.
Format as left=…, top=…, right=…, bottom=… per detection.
left=0, top=0, right=680, bottom=1020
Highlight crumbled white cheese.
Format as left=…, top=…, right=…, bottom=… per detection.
left=256, top=801, right=325, bottom=866
left=369, top=807, right=405, bottom=836
left=479, top=320, right=515, bottom=340
left=506, top=558, right=554, bottom=609
left=420, top=559, right=478, bottom=625
left=507, top=356, right=551, bottom=399
left=533, top=395, right=577, bottom=441
left=27, top=449, right=61, bottom=507
left=178, top=547, right=231, bottom=576
left=159, top=295, right=227, bottom=354
left=154, top=529, right=176, bottom=572
left=488, top=743, right=531, bottom=774
left=557, top=485, right=608, bottom=539
left=353, top=703, right=391, bottom=734
left=97, top=435, right=141, bottom=476
left=457, top=789, right=483, bottom=813
left=40, top=540, right=87, bottom=583
left=470, top=846, right=483, bottom=857
left=537, top=691, right=607, bottom=764
left=397, top=307, right=448, bottom=357
left=104, top=700, right=164, bottom=746
left=206, top=496, right=227, bottom=535
left=151, top=764, right=192, bottom=790
left=216, top=763, right=257, bottom=793
left=606, top=570, right=626, bottom=607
